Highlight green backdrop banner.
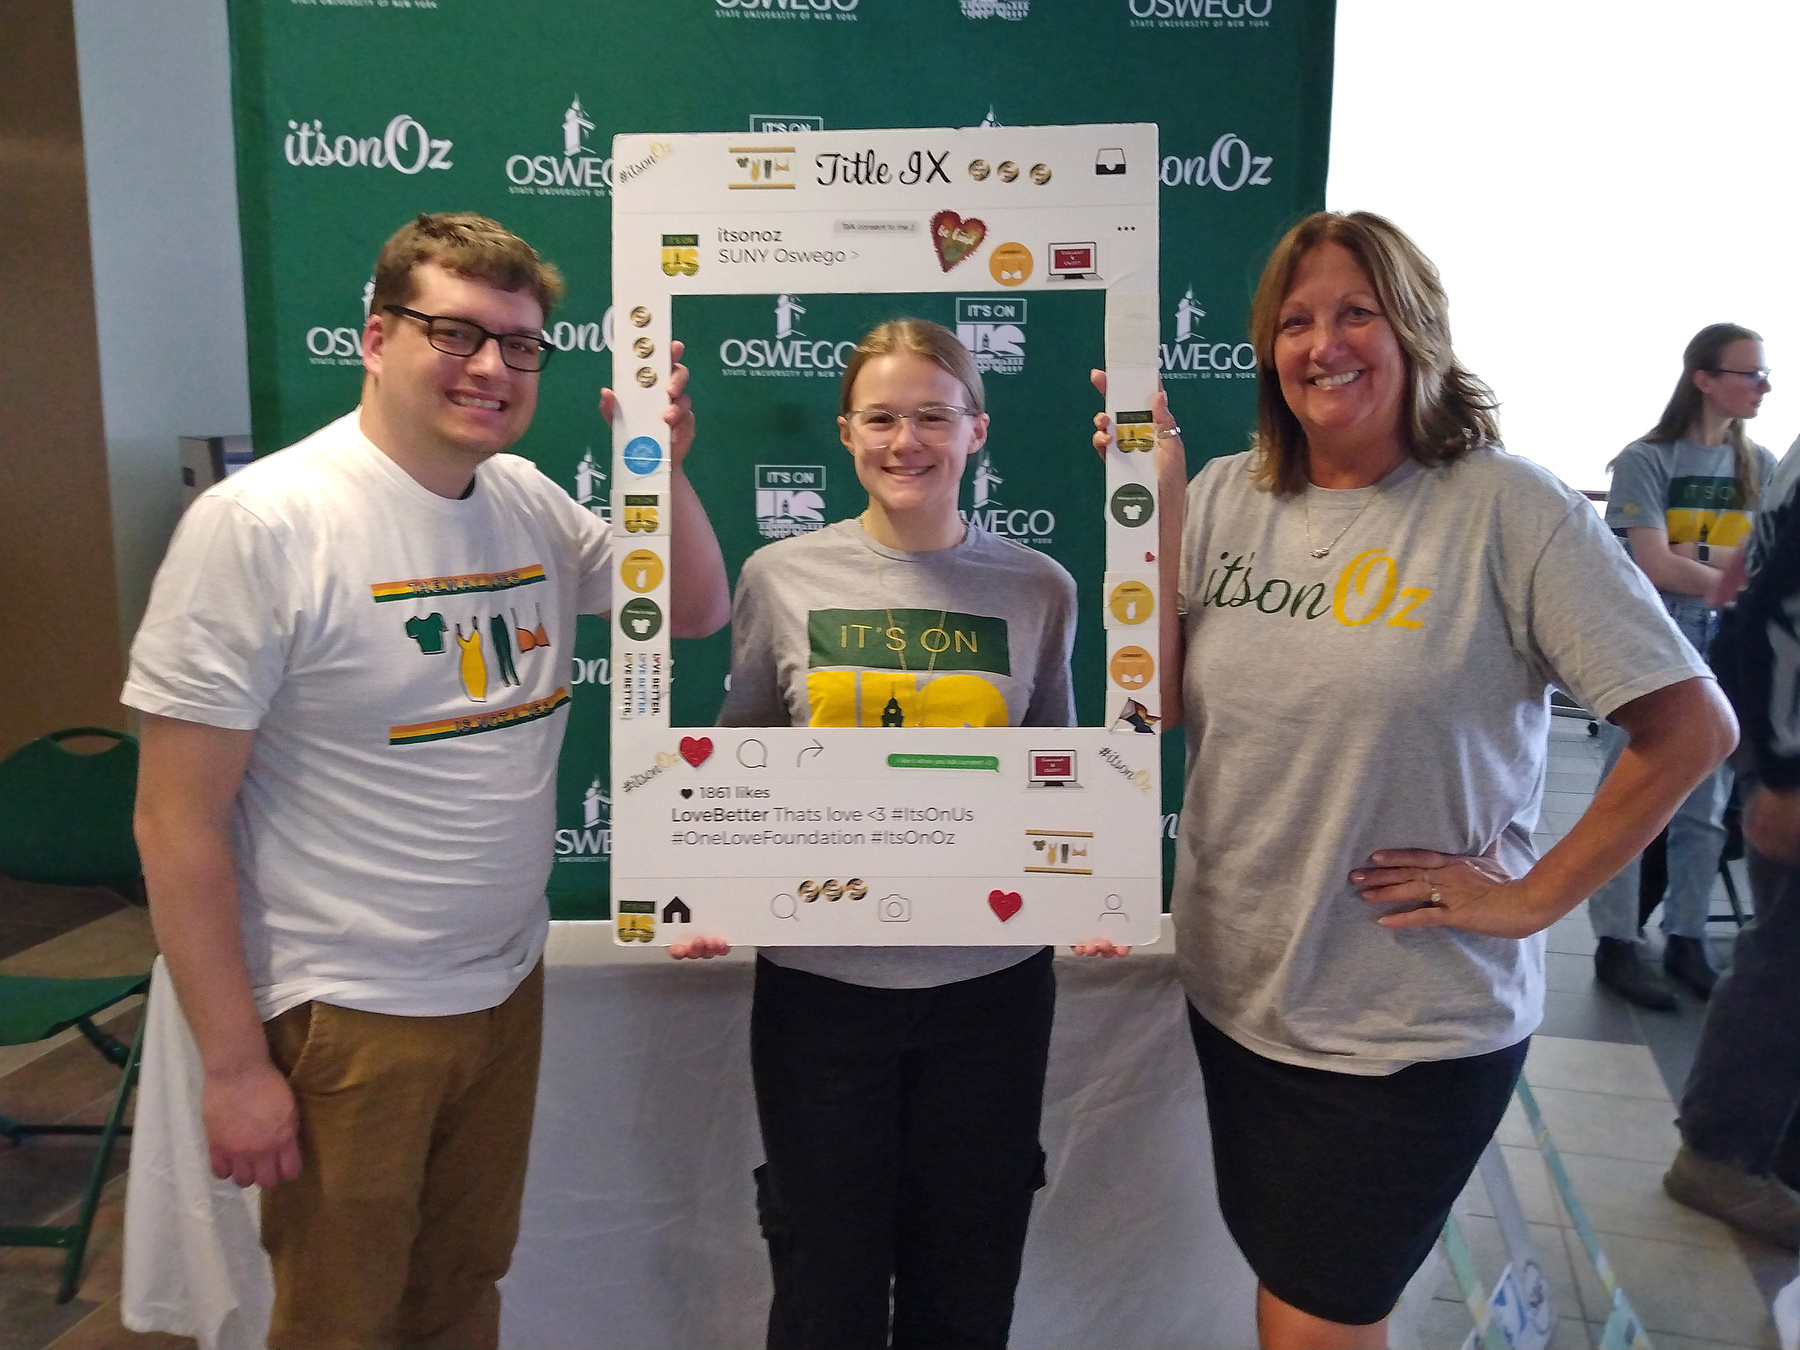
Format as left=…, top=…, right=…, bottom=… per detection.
left=226, top=0, right=1335, bottom=918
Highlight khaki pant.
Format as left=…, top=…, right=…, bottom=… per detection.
left=260, top=962, right=544, bottom=1350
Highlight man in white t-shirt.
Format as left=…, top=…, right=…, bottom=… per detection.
left=124, top=213, right=729, bottom=1349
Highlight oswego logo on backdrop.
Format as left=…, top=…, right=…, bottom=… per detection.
left=505, top=96, right=612, bottom=197
left=718, top=295, right=856, bottom=377
left=961, top=445, right=1055, bottom=546
left=554, top=773, right=612, bottom=861
left=1160, top=133, right=1273, bottom=190
left=283, top=114, right=452, bottom=172
left=714, top=0, right=860, bottom=19
left=1159, top=286, right=1254, bottom=380
left=1127, top=0, right=1272, bottom=27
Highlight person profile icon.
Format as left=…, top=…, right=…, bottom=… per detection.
left=1099, top=894, right=1128, bottom=921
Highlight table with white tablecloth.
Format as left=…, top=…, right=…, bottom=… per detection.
left=123, top=923, right=1264, bottom=1350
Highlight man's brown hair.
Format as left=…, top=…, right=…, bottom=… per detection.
left=369, top=212, right=566, bottom=324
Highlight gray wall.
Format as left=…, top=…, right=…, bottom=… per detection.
left=73, top=0, right=250, bottom=653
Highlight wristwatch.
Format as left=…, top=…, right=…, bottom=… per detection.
left=1697, top=542, right=1712, bottom=563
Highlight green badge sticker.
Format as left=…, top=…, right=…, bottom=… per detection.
left=1109, top=482, right=1154, bottom=528
left=619, top=597, right=663, bottom=641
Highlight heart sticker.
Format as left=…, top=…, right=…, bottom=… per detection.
left=680, top=788, right=693, bottom=799
left=989, top=889, right=1023, bottom=922
left=931, top=210, right=987, bottom=272
left=1145, top=551, right=1156, bottom=562
left=679, top=736, right=714, bottom=768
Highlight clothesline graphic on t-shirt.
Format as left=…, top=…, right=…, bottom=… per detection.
left=488, top=614, right=520, bottom=689
left=404, top=611, right=447, bottom=655
left=513, top=604, right=550, bottom=652
left=454, top=621, right=488, bottom=702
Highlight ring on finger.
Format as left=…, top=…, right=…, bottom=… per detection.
left=1427, top=887, right=1444, bottom=907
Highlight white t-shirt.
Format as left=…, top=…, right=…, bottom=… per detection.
left=1174, top=447, right=1707, bottom=1073
left=124, top=412, right=613, bottom=1019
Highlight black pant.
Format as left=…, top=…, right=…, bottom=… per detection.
left=1680, top=846, right=1800, bottom=1183
left=750, top=951, right=1055, bottom=1350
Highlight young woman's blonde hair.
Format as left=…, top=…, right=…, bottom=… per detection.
left=1247, top=211, right=1499, bottom=496
left=1629, top=322, right=1764, bottom=506
left=839, top=319, right=985, bottom=414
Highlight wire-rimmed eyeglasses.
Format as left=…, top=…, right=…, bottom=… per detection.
left=385, top=305, right=552, bottom=373
left=844, top=405, right=979, bottom=448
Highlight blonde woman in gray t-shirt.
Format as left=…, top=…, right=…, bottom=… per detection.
left=1589, top=323, right=1774, bottom=1008
left=1092, top=212, right=1735, bottom=1350
left=675, top=319, right=1110, bottom=1350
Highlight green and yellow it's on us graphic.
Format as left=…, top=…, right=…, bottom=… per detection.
left=805, top=607, right=1011, bottom=729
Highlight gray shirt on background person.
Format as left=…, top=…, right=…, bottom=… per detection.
left=719, top=517, right=1077, bottom=989
left=1605, top=437, right=1776, bottom=602
left=1174, top=447, right=1709, bottom=1073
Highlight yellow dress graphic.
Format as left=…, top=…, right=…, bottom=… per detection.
left=455, top=621, right=488, bottom=702
left=806, top=671, right=1008, bottom=728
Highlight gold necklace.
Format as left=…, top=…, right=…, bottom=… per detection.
left=1301, top=490, right=1377, bottom=560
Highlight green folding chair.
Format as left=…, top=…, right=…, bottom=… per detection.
left=0, top=726, right=151, bottom=1302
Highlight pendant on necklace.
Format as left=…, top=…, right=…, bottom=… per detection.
left=1310, top=547, right=1330, bottom=559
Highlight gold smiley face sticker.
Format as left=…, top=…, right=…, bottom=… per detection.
left=1108, top=581, right=1154, bottom=625
left=1030, top=163, right=1051, bottom=184
left=630, top=306, right=652, bottom=328
left=621, top=548, right=664, bottom=593
left=635, top=366, right=658, bottom=388
left=844, top=878, right=867, bottom=901
left=968, top=158, right=991, bottom=181
left=989, top=242, right=1033, bottom=287
left=632, top=336, right=655, bottom=359
left=1109, top=645, right=1155, bottom=689
left=820, top=879, right=844, bottom=902
left=997, top=160, right=1019, bottom=182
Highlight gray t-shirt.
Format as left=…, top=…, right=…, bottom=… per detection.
left=1606, top=437, right=1775, bottom=601
left=1175, top=447, right=1708, bottom=1073
left=720, top=517, right=1077, bottom=988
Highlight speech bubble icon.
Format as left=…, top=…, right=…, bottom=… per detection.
left=737, top=738, right=769, bottom=769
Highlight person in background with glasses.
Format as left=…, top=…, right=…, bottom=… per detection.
left=675, top=319, right=1111, bottom=1350
left=1588, top=323, right=1775, bottom=1009
left=126, top=212, right=729, bottom=1350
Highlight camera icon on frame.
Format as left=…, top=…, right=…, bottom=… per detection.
left=877, top=893, right=912, bottom=923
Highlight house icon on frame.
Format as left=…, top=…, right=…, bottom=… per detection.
left=662, top=897, right=692, bottom=924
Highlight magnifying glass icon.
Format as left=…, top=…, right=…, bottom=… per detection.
left=738, top=738, right=769, bottom=769
left=770, top=892, right=797, bottom=920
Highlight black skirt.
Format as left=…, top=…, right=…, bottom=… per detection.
left=1187, top=1003, right=1528, bottom=1327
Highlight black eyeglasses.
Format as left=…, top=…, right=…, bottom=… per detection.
left=1708, top=367, right=1771, bottom=384
left=385, top=305, right=552, bottom=372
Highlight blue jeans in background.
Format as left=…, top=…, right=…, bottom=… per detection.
left=1588, top=597, right=1731, bottom=941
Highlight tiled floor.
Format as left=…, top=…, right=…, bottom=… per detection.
left=0, top=881, right=189, bottom=1350
left=1406, top=718, right=1793, bottom=1350
left=2, top=725, right=1794, bottom=1348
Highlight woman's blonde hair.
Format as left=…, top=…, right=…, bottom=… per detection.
left=1631, top=322, right=1764, bottom=507
left=839, top=318, right=984, bottom=414
left=1247, top=211, right=1499, bottom=496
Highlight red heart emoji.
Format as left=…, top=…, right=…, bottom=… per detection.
left=678, top=736, right=713, bottom=768
left=930, top=210, right=987, bottom=272
left=1144, top=551, right=1156, bottom=562
left=989, top=889, right=1022, bottom=922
